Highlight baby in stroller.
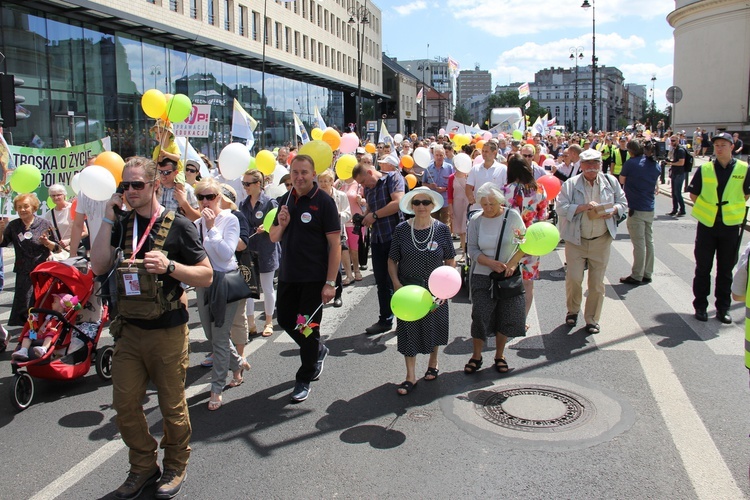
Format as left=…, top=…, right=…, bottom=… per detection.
left=12, top=293, right=81, bottom=361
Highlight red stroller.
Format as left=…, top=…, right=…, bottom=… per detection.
left=9, top=258, right=112, bottom=411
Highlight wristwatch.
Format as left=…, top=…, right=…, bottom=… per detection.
left=371, top=212, right=379, bottom=220
left=165, top=260, right=176, bottom=275
left=325, top=280, right=337, bottom=287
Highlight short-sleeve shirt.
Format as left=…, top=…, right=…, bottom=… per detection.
left=239, top=193, right=280, bottom=273
left=111, top=210, right=207, bottom=329
left=687, top=158, right=750, bottom=226
left=466, top=161, right=508, bottom=211
left=425, top=162, right=454, bottom=204
left=276, top=183, right=340, bottom=283
left=363, top=171, right=405, bottom=244
left=669, top=146, right=686, bottom=175
left=620, top=156, right=661, bottom=211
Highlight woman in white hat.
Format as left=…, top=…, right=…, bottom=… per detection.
left=387, top=187, right=456, bottom=395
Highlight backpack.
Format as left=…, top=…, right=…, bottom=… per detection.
left=681, top=146, right=694, bottom=173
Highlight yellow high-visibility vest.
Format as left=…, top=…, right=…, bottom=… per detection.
left=611, top=148, right=629, bottom=175
left=691, top=160, right=749, bottom=227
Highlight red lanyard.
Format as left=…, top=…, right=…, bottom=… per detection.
left=129, top=208, right=160, bottom=265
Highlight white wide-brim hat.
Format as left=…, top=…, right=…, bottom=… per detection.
left=399, top=186, right=444, bottom=215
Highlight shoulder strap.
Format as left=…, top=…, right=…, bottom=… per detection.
left=50, top=210, right=62, bottom=241
left=122, top=210, right=175, bottom=259
left=493, top=211, right=509, bottom=262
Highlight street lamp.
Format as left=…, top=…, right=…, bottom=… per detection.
left=650, top=74, right=656, bottom=112
left=348, top=1, right=370, bottom=139
left=581, top=0, right=597, bottom=131
left=150, top=65, right=161, bottom=89
left=419, top=63, right=428, bottom=138
left=569, top=46, right=583, bottom=131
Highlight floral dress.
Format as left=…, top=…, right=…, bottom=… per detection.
left=503, top=182, right=549, bottom=280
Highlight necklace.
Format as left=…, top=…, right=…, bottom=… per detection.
left=410, top=218, right=436, bottom=251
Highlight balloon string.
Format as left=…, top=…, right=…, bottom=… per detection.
left=303, top=302, right=324, bottom=328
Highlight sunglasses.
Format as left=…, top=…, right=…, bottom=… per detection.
left=196, top=193, right=218, bottom=201
left=158, top=169, right=175, bottom=176
left=119, top=181, right=152, bottom=191
left=242, top=180, right=260, bottom=187
left=522, top=154, right=534, bottom=158
left=185, top=168, right=199, bottom=174
left=411, top=199, right=434, bottom=206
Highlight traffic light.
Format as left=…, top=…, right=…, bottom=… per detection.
left=0, top=74, right=26, bottom=128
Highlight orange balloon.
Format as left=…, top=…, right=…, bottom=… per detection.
left=321, top=128, right=341, bottom=151
left=160, top=94, right=173, bottom=121
left=405, top=174, right=417, bottom=190
left=70, top=198, right=77, bottom=216
left=95, top=151, right=125, bottom=185
left=401, top=155, right=414, bottom=168
left=365, top=143, right=376, bottom=154
left=476, top=140, right=486, bottom=151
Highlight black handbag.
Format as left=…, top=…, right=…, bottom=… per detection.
left=228, top=249, right=261, bottom=301
left=487, top=211, right=525, bottom=299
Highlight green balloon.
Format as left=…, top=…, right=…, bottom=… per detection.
left=263, top=207, right=278, bottom=232
left=519, top=221, right=560, bottom=256
left=390, top=285, right=434, bottom=322
left=248, top=156, right=256, bottom=171
left=166, top=93, right=192, bottom=123
left=10, top=164, right=42, bottom=194
left=512, top=129, right=523, bottom=140
left=46, top=196, right=55, bottom=209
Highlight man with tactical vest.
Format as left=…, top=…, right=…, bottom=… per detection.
left=91, top=156, right=213, bottom=499
left=687, top=132, right=750, bottom=323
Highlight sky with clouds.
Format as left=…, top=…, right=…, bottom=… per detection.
left=380, top=0, right=675, bottom=114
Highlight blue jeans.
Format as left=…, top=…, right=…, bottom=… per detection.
left=370, top=240, right=394, bottom=324
left=671, top=173, right=685, bottom=213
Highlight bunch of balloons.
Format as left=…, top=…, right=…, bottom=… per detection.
left=390, top=266, right=462, bottom=322
left=141, top=89, right=193, bottom=123
left=77, top=152, right=125, bottom=201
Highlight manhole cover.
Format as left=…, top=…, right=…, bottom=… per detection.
left=474, top=385, right=592, bottom=432
left=407, top=410, right=432, bottom=422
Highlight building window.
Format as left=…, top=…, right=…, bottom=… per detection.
left=309, top=0, right=314, bottom=22
left=285, top=27, right=292, bottom=52
left=302, top=0, right=306, bottom=19
left=252, top=11, right=260, bottom=40
left=303, top=35, right=308, bottom=59
left=208, top=0, right=215, bottom=24
left=583, top=105, right=588, bottom=116
left=324, top=9, right=328, bottom=30
left=555, top=93, right=560, bottom=99
left=190, top=0, right=199, bottom=18
left=265, top=16, right=271, bottom=45
left=311, top=38, right=316, bottom=61
left=583, top=92, right=587, bottom=99
left=294, top=31, right=300, bottom=56
left=564, top=91, right=569, bottom=99
left=555, top=106, right=560, bottom=116
left=546, top=93, right=551, bottom=100
left=170, top=0, right=178, bottom=12
left=239, top=5, right=247, bottom=36
left=224, top=0, right=232, bottom=31
left=275, top=22, right=281, bottom=49
left=317, top=5, right=322, bottom=27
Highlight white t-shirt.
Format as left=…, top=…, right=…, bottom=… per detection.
left=43, top=203, right=73, bottom=242
left=194, top=209, right=239, bottom=272
left=75, top=192, right=108, bottom=244
left=466, top=161, right=508, bottom=211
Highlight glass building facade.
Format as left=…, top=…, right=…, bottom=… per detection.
left=0, top=2, right=346, bottom=158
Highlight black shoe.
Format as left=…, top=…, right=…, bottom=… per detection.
left=619, top=276, right=642, bottom=285
left=312, top=344, right=329, bottom=381
left=667, top=211, right=677, bottom=216
left=155, top=468, right=186, bottom=499
left=114, top=468, right=161, bottom=500
left=677, top=211, right=686, bottom=217
left=333, top=297, right=343, bottom=308
left=716, top=309, right=732, bottom=324
left=641, top=277, right=652, bottom=284
left=365, top=321, right=392, bottom=335
left=694, top=309, right=708, bottom=322
left=359, top=265, right=368, bottom=271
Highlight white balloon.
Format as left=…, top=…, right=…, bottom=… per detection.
left=218, top=143, right=251, bottom=180
left=70, top=172, right=81, bottom=194
left=473, top=155, right=484, bottom=166
left=266, top=183, right=288, bottom=198
left=393, top=133, right=404, bottom=144
left=79, top=166, right=116, bottom=201
left=413, top=147, right=431, bottom=168
left=453, top=153, right=473, bottom=174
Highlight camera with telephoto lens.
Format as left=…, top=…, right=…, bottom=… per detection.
left=352, top=213, right=365, bottom=233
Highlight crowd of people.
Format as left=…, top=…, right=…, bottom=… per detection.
left=1, top=121, right=747, bottom=499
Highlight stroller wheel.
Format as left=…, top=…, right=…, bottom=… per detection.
left=10, top=372, right=34, bottom=411
left=96, top=345, right=115, bottom=381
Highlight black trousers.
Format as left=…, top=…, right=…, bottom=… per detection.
left=693, top=222, right=742, bottom=311
left=277, top=281, right=324, bottom=383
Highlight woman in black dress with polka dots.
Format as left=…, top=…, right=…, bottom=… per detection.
left=388, top=187, right=456, bottom=395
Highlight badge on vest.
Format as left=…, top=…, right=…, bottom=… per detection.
left=122, top=273, right=141, bottom=296
left=300, top=212, right=312, bottom=223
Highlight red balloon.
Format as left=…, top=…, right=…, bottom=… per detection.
left=70, top=198, right=78, bottom=217
left=539, top=154, right=546, bottom=164
left=287, top=151, right=297, bottom=166
left=538, top=175, right=562, bottom=199
left=449, top=132, right=456, bottom=140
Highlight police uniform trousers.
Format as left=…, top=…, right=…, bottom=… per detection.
left=693, top=221, right=742, bottom=311
left=112, top=321, right=191, bottom=474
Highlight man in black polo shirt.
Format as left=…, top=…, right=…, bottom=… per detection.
left=270, top=154, right=341, bottom=403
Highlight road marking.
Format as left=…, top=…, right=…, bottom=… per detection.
left=670, top=242, right=695, bottom=262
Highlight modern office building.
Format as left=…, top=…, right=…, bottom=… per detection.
left=0, top=0, right=384, bottom=158
left=456, top=66, right=491, bottom=106
left=668, top=0, right=749, bottom=135
left=399, top=58, right=453, bottom=95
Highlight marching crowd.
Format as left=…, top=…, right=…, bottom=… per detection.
left=0, top=121, right=747, bottom=499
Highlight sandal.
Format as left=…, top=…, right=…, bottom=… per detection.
left=424, top=367, right=439, bottom=381
left=494, top=357, right=509, bottom=373
left=208, top=394, right=222, bottom=411
left=200, top=354, right=213, bottom=368
left=565, top=313, right=578, bottom=327
left=396, top=381, right=417, bottom=395
left=262, top=323, right=274, bottom=337
left=464, top=357, right=483, bottom=374
left=354, top=273, right=363, bottom=281
left=585, top=323, right=600, bottom=334
left=342, top=278, right=352, bottom=286
left=228, top=374, right=244, bottom=388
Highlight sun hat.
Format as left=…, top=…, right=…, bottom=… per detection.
left=399, top=186, right=444, bottom=215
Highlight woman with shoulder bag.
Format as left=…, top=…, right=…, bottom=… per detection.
left=465, top=182, right=526, bottom=375
left=194, top=177, right=249, bottom=411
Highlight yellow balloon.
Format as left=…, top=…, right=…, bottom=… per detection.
left=255, top=150, right=276, bottom=176
left=141, top=89, right=167, bottom=119
left=311, top=128, right=323, bottom=141
left=299, top=140, right=333, bottom=174
left=335, top=154, right=357, bottom=180
left=322, top=127, right=342, bottom=151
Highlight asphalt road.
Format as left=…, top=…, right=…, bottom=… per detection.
left=1, top=190, right=748, bottom=500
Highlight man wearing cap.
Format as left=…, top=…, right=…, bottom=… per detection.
left=687, top=132, right=750, bottom=323
left=424, top=145, right=454, bottom=225
left=558, top=148, right=627, bottom=335
left=378, top=154, right=400, bottom=172
left=158, top=158, right=200, bottom=221
left=352, top=162, right=405, bottom=335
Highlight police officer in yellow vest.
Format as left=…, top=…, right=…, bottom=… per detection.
left=730, top=242, right=750, bottom=371
left=611, top=136, right=630, bottom=176
left=687, top=132, right=750, bottom=323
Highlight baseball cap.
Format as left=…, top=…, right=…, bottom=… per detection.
left=579, top=149, right=602, bottom=162
left=712, top=132, right=733, bottom=144
left=355, top=147, right=366, bottom=155
left=378, top=155, right=399, bottom=168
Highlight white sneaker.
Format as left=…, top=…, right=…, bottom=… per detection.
left=32, top=345, right=48, bottom=358
left=11, top=347, right=29, bottom=361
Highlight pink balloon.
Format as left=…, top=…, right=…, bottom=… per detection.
left=439, top=128, right=446, bottom=135
left=482, top=132, right=492, bottom=141
left=428, top=266, right=462, bottom=300
left=473, top=155, right=484, bottom=166
left=339, top=133, right=360, bottom=154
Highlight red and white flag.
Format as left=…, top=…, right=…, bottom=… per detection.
left=416, top=87, right=424, bottom=105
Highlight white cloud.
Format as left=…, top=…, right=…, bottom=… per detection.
left=655, top=38, right=674, bottom=54
left=393, top=1, right=427, bottom=16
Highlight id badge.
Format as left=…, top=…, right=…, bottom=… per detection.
left=122, top=273, right=141, bottom=296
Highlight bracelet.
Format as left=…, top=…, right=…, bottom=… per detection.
left=102, top=217, right=115, bottom=225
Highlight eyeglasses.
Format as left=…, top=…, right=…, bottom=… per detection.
left=522, top=154, right=534, bottom=158
left=242, top=180, right=260, bottom=187
left=411, top=199, right=434, bottom=206
left=158, top=169, right=175, bottom=176
left=196, top=193, right=218, bottom=201
left=185, top=168, right=199, bottom=174
left=50, top=193, right=66, bottom=198
left=119, top=181, right=152, bottom=191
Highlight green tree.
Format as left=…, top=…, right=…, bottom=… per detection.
left=453, top=104, right=471, bottom=124
left=485, top=90, right=546, bottom=127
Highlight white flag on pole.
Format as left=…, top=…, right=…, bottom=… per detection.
left=314, top=105, right=327, bottom=130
